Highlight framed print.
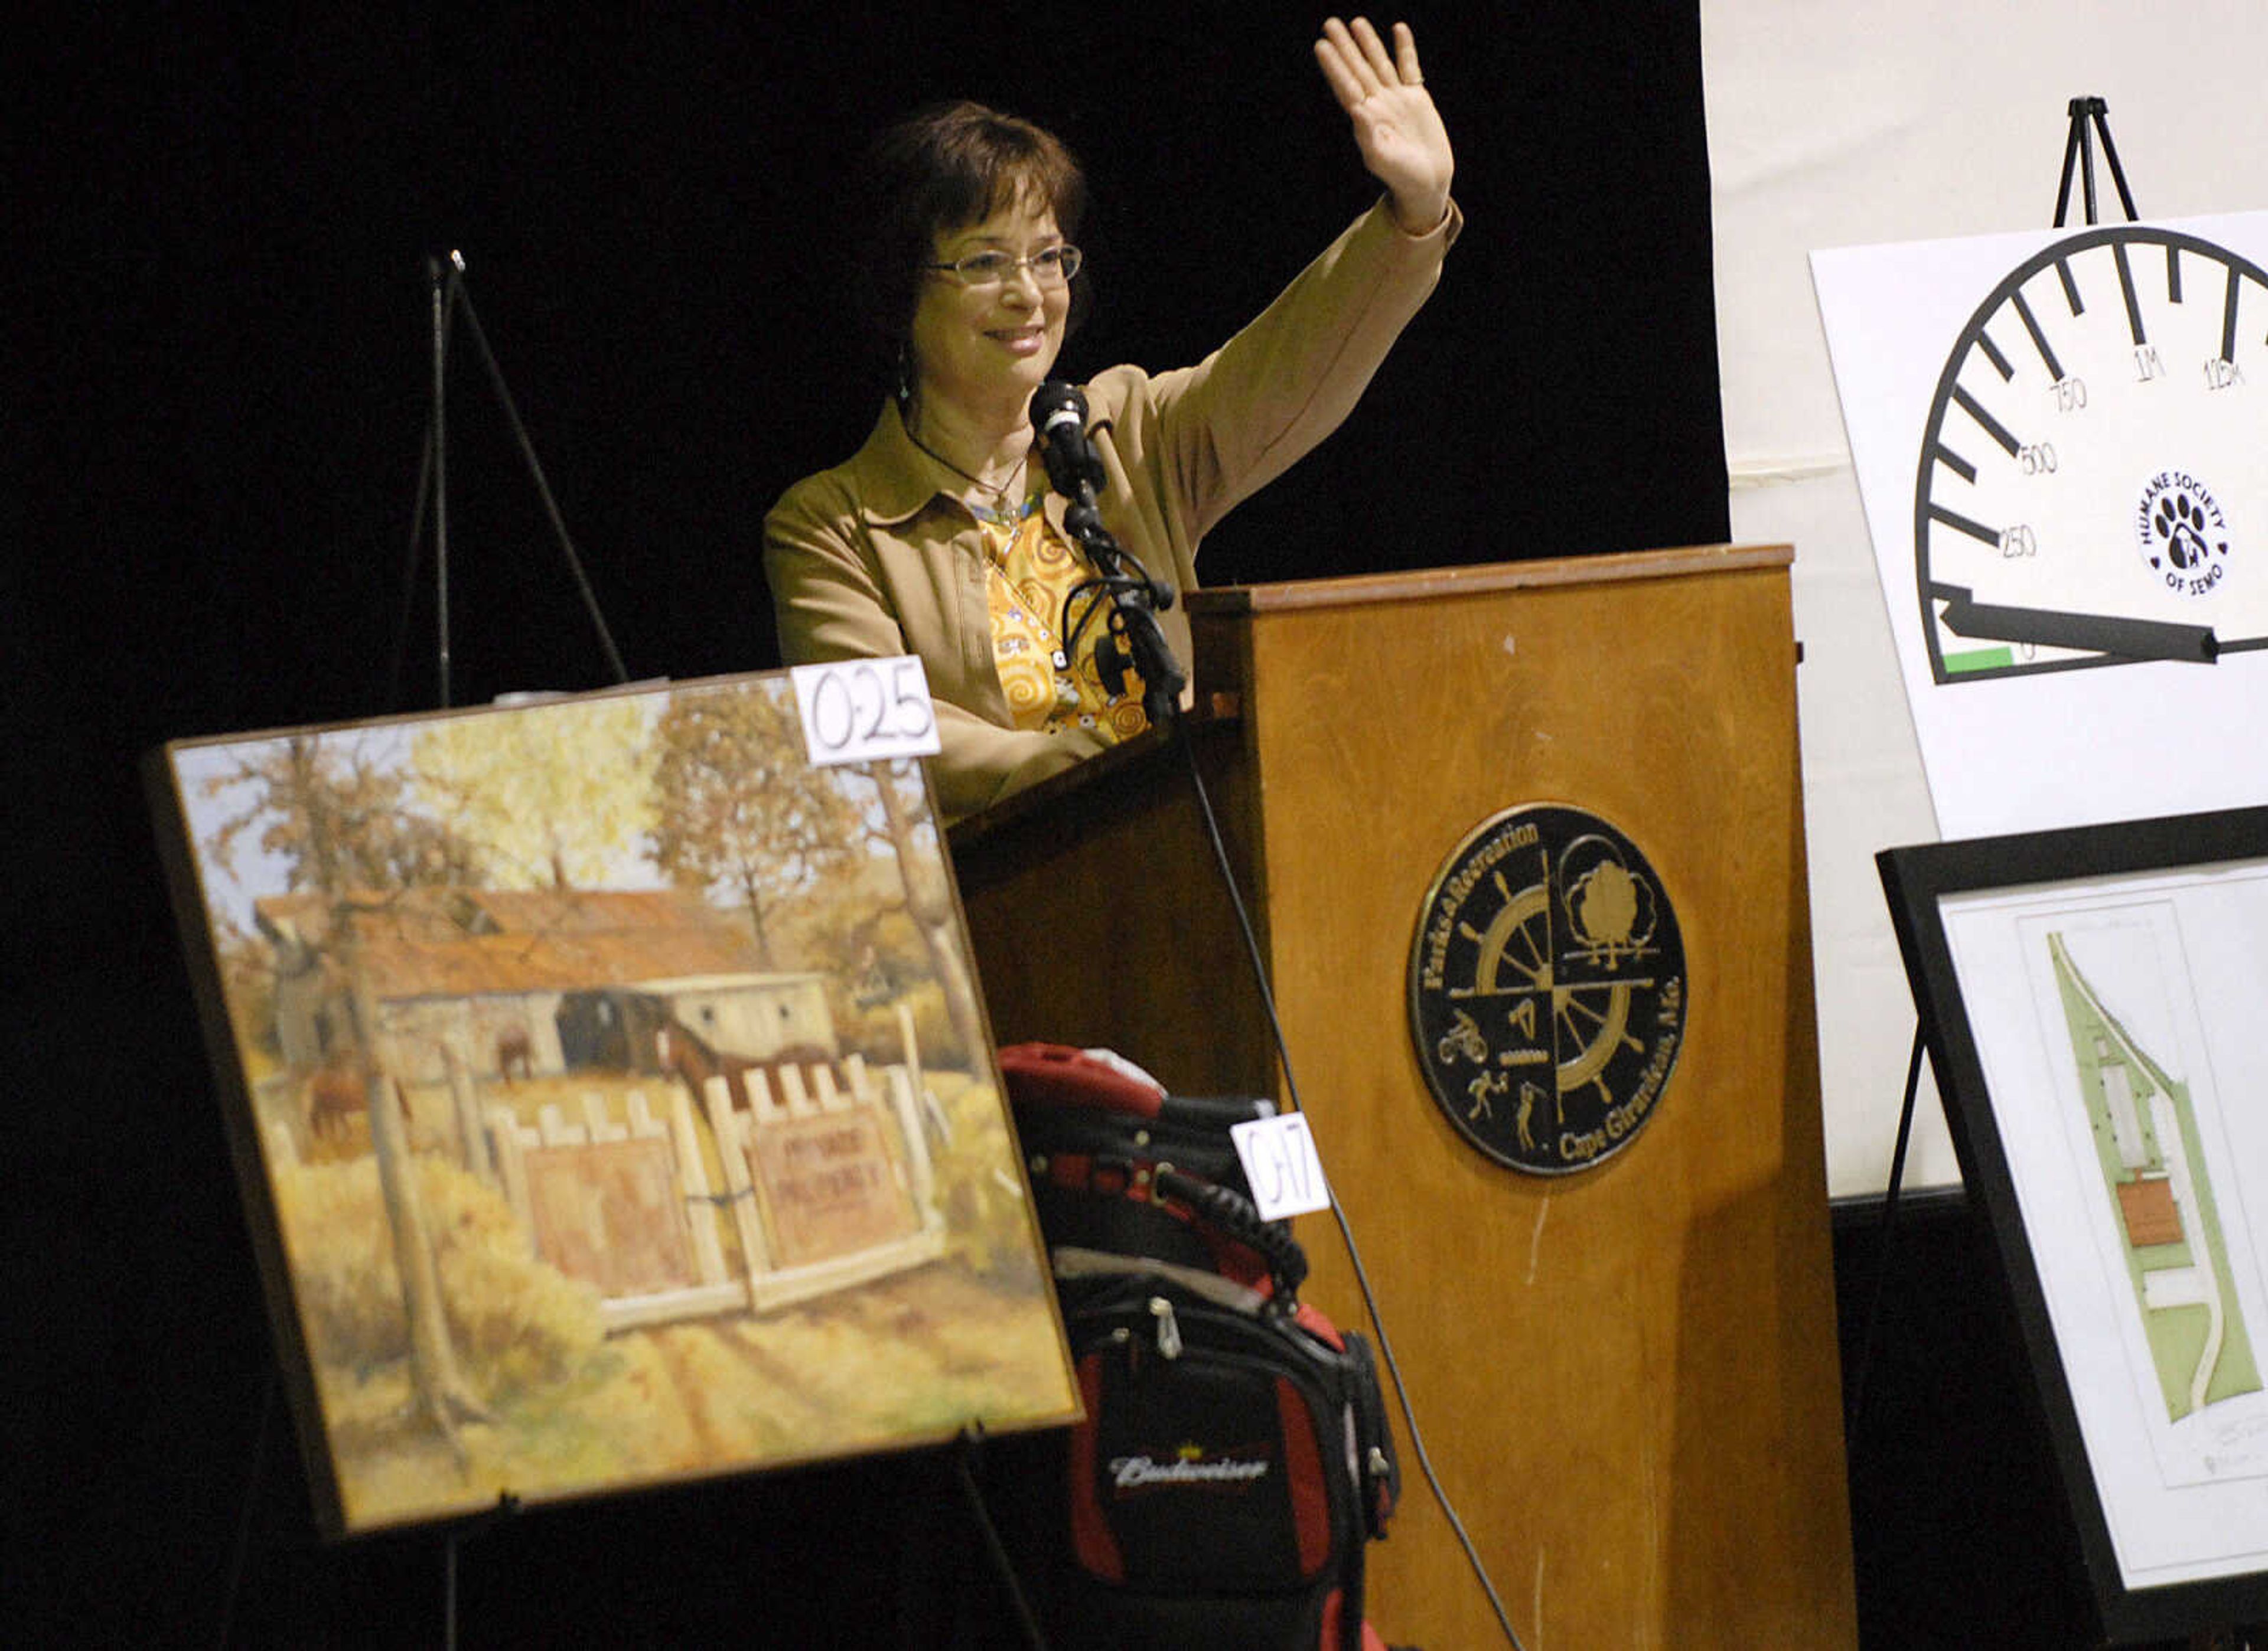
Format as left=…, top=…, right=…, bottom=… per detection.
left=147, top=671, right=1078, bottom=1538
left=1879, top=807, right=2268, bottom=1640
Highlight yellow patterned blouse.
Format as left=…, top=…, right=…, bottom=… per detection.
left=976, top=491, right=1151, bottom=746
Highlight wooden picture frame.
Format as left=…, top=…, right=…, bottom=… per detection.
left=1878, top=807, right=2268, bottom=1641
left=148, top=671, right=1078, bottom=1538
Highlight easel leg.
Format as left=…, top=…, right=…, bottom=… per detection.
left=214, top=1365, right=281, bottom=1647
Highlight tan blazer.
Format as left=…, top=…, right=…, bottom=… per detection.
left=764, top=197, right=1460, bottom=822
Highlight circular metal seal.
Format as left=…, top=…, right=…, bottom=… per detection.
left=1407, top=804, right=1686, bottom=1174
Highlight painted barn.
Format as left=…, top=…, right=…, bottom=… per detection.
left=255, top=888, right=838, bottom=1086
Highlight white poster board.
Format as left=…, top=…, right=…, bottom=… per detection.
left=1703, top=0, right=2268, bottom=1198
left=1815, top=212, right=2268, bottom=841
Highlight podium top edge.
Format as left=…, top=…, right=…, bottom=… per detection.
left=1182, top=543, right=1793, bottom=616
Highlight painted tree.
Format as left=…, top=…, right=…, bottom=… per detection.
left=647, top=681, right=861, bottom=965
left=201, top=732, right=490, bottom=1456
left=846, top=758, right=986, bottom=1068
left=409, top=695, right=657, bottom=890
left=204, top=731, right=482, bottom=895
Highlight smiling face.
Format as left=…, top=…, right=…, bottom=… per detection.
left=905, top=187, right=1070, bottom=428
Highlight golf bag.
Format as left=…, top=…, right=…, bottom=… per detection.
left=999, top=1043, right=1402, bottom=1651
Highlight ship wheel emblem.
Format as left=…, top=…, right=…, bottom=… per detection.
left=1409, top=805, right=1686, bottom=1174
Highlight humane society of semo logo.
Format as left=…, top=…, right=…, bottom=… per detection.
left=2137, top=468, right=2233, bottom=599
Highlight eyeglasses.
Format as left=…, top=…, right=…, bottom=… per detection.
left=923, top=245, right=1084, bottom=289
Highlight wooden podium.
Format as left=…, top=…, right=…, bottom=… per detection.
left=950, top=545, right=1858, bottom=1649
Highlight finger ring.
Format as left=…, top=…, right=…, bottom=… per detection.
left=1406, top=74, right=1424, bottom=85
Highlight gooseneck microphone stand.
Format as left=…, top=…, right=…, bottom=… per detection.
left=1035, top=388, right=1187, bottom=728
left=1058, top=513, right=1187, bottom=730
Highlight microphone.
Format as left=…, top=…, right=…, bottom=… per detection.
left=1031, top=380, right=1106, bottom=505
left=1031, top=379, right=1186, bottom=724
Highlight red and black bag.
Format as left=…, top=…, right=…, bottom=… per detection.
left=1000, top=1044, right=1402, bottom=1651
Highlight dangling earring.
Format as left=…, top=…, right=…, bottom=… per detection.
left=893, top=341, right=914, bottom=410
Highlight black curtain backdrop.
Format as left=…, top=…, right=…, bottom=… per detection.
left=11, top=8, right=1727, bottom=1643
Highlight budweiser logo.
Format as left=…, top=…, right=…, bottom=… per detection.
left=1109, top=1451, right=1270, bottom=1490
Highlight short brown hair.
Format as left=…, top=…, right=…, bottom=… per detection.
left=856, top=101, right=1089, bottom=389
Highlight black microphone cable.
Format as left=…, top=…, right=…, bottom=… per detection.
left=1025, top=376, right=1518, bottom=1643
left=1167, top=717, right=1527, bottom=1651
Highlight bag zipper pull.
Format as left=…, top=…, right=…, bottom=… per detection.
left=1148, top=1296, right=1183, bottom=1360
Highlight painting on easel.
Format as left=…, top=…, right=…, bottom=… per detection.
left=148, top=671, right=1077, bottom=1538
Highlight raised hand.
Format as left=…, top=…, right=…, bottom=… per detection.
left=1314, top=17, right=1454, bottom=234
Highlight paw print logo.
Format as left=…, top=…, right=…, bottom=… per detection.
left=2136, top=471, right=2231, bottom=593
left=2155, top=491, right=2214, bottom=570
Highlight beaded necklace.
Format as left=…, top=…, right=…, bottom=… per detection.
left=904, top=425, right=1029, bottom=511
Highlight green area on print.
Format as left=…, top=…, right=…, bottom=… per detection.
left=1944, top=647, right=2015, bottom=674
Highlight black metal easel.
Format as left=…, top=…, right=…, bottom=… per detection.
left=389, top=250, right=633, bottom=712
left=1849, top=95, right=2143, bottom=1443
left=2052, top=95, right=2140, bottom=229
left=221, top=252, right=629, bottom=1647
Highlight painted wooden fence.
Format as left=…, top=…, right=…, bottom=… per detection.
left=483, top=1056, right=947, bottom=1330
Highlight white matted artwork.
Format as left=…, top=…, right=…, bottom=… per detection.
left=1814, top=211, right=2268, bottom=840
left=1881, top=807, right=2268, bottom=1637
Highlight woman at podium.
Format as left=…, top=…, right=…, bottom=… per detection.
left=764, top=17, right=1457, bottom=821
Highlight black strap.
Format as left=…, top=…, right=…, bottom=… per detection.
left=1153, top=1167, right=1308, bottom=1299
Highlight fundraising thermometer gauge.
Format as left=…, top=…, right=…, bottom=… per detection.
left=1915, top=225, right=2268, bottom=683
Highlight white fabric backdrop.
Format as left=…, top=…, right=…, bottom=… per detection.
left=1699, top=1, right=2268, bottom=1196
